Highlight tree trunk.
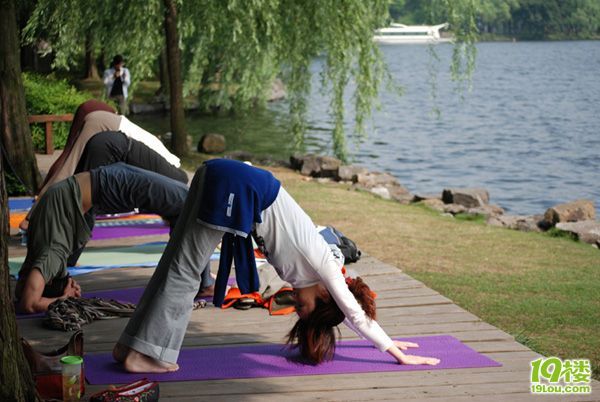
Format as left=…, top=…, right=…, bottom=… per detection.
left=0, top=138, right=39, bottom=402
left=157, top=47, right=170, bottom=97
left=163, top=0, right=187, bottom=157
left=98, top=48, right=106, bottom=74
left=83, top=33, right=100, bottom=80
left=0, top=10, right=40, bottom=402
left=0, top=0, right=41, bottom=194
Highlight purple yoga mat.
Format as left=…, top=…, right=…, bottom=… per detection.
left=84, top=335, right=501, bottom=384
left=91, top=224, right=170, bottom=240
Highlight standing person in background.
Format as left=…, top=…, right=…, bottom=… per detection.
left=103, top=55, right=131, bottom=115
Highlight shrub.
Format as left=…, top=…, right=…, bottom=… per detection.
left=23, top=73, right=94, bottom=151
left=5, top=170, right=28, bottom=196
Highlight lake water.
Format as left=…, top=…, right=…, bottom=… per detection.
left=131, top=41, right=600, bottom=216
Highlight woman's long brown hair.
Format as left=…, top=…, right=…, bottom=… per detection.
left=286, top=277, right=376, bottom=364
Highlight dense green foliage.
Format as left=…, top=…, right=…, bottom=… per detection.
left=23, top=0, right=478, bottom=161
left=391, top=0, right=600, bottom=39
left=5, top=171, right=27, bottom=196
left=22, top=73, right=93, bottom=151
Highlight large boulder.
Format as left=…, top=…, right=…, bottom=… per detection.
left=337, top=165, right=368, bottom=182
left=355, top=171, right=400, bottom=188
left=387, top=185, right=413, bottom=204
left=198, top=133, right=226, bottom=154
left=467, top=204, right=505, bottom=218
left=443, top=204, right=467, bottom=215
left=370, top=186, right=391, bottom=200
left=420, top=198, right=446, bottom=212
left=412, top=193, right=441, bottom=203
left=442, top=188, right=490, bottom=208
left=543, top=199, right=596, bottom=226
left=556, top=221, right=600, bottom=246
left=487, top=214, right=544, bottom=232
left=352, top=171, right=412, bottom=204
left=291, top=154, right=342, bottom=177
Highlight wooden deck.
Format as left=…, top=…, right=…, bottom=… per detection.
left=11, top=153, right=598, bottom=400
left=13, top=251, right=599, bottom=401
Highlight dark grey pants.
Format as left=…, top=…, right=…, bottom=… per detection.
left=118, top=166, right=223, bottom=363
left=75, top=131, right=188, bottom=184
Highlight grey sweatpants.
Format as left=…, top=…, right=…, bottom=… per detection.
left=118, top=166, right=223, bottom=363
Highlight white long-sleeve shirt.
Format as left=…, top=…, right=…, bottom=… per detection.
left=103, top=67, right=131, bottom=99
left=255, top=187, right=394, bottom=352
left=118, top=116, right=181, bottom=167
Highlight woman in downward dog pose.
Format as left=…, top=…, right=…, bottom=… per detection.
left=114, top=159, right=440, bottom=372
left=19, top=100, right=187, bottom=232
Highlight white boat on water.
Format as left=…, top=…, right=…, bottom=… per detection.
left=374, top=23, right=450, bottom=44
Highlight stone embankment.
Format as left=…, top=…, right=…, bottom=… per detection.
left=287, top=154, right=600, bottom=248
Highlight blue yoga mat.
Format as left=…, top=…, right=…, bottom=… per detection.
left=8, top=197, right=34, bottom=211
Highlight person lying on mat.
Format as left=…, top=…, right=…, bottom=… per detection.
left=112, top=159, right=440, bottom=373
left=19, top=100, right=187, bottom=232
left=14, top=163, right=189, bottom=314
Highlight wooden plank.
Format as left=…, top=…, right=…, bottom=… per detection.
left=155, top=381, right=599, bottom=401
left=20, top=321, right=514, bottom=351
left=376, top=294, right=453, bottom=308
left=349, top=256, right=403, bottom=276
left=406, top=394, right=600, bottom=402
left=373, top=287, right=441, bottom=299
left=45, top=121, right=53, bottom=154
left=27, top=114, right=73, bottom=155
left=464, top=340, right=531, bottom=353
left=17, top=312, right=483, bottom=345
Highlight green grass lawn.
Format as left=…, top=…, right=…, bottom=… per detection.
left=256, top=166, right=600, bottom=379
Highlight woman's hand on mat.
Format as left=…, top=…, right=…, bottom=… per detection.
left=62, top=278, right=81, bottom=298
left=398, top=354, right=440, bottom=366
left=393, top=340, right=419, bottom=350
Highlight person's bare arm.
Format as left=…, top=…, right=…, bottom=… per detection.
left=16, top=269, right=81, bottom=314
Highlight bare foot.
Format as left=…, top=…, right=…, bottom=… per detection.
left=123, top=349, right=179, bottom=373
left=112, top=342, right=129, bottom=363
left=196, top=285, right=215, bottom=298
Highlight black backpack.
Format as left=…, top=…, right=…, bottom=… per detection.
left=318, top=226, right=362, bottom=263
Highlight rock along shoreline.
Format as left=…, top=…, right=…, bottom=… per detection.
left=220, top=150, right=599, bottom=249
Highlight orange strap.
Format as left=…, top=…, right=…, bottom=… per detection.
left=221, top=287, right=265, bottom=309
left=267, top=287, right=296, bottom=316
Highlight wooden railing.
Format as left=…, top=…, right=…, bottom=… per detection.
left=27, top=114, right=74, bottom=154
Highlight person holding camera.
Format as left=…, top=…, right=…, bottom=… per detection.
left=103, top=55, right=131, bottom=115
